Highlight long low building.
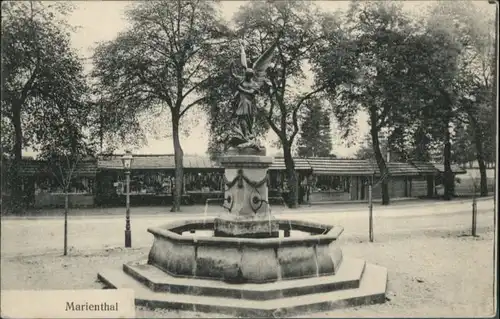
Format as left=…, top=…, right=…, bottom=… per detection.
left=1, top=154, right=468, bottom=208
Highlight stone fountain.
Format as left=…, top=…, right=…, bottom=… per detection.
left=97, top=31, right=387, bottom=317
left=97, top=149, right=387, bottom=317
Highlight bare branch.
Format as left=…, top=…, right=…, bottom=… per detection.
left=17, top=62, right=40, bottom=108
left=156, top=20, right=178, bottom=66
left=183, top=2, right=197, bottom=59
left=376, top=101, right=392, bottom=130
left=50, top=164, right=64, bottom=189
left=265, top=92, right=283, bottom=138
left=295, top=36, right=324, bottom=60
left=295, top=85, right=326, bottom=111
left=135, top=71, right=174, bottom=107
left=66, top=155, right=80, bottom=190
left=65, top=154, right=71, bottom=177
left=289, top=85, right=326, bottom=142
left=182, top=76, right=210, bottom=100
left=276, top=49, right=288, bottom=106
left=180, top=96, right=208, bottom=117
left=183, top=47, right=202, bottom=66
left=184, top=55, right=205, bottom=86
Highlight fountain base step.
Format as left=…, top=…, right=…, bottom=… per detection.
left=97, top=257, right=387, bottom=317
left=124, top=257, right=363, bottom=299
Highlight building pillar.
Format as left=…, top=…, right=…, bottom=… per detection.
left=426, top=175, right=434, bottom=198
left=350, top=177, right=354, bottom=200
left=408, top=177, right=412, bottom=197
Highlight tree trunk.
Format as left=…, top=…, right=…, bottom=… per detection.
left=476, top=153, right=488, bottom=197
left=492, top=3, right=498, bottom=154
left=470, top=115, right=489, bottom=196
left=443, top=124, right=454, bottom=200
left=283, top=144, right=298, bottom=208
left=371, top=127, right=390, bottom=205
left=170, top=114, right=184, bottom=212
left=99, top=103, right=104, bottom=153
left=10, top=105, right=24, bottom=214
left=64, top=191, right=69, bottom=256
left=426, top=175, right=434, bottom=198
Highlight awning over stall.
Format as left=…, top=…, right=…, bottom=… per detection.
left=70, top=160, right=99, bottom=177
left=2, top=158, right=98, bottom=177
left=11, top=160, right=45, bottom=177
left=97, top=154, right=220, bottom=170
left=378, top=162, right=421, bottom=176
left=183, top=156, right=221, bottom=169
left=410, top=161, right=440, bottom=175
left=308, top=158, right=377, bottom=176
left=269, top=157, right=311, bottom=171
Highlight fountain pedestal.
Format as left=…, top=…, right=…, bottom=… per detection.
left=215, top=153, right=279, bottom=238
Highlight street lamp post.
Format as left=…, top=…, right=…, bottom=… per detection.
left=368, top=176, right=374, bottom=243
left=121, top=151, right=134, bottom=248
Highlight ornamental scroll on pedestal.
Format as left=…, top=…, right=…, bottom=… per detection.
left=223, top=169, right=268, bottom=215
left=215, top=155, right=279, bottom=239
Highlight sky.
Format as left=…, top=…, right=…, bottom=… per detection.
left=64, top=1, right=363, bottom=157
left=25, top=0, right=495, bottom=158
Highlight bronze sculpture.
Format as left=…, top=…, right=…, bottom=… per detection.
left=226, top=38, right=279, bottom=152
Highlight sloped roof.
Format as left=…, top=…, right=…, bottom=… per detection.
left=307, top=158, right=377, bottom=176
left=97, top=154, right=220, bottom=170
left=307, top=158, right=424, bottom=176
left=382, top=162, right=421, bottom=176
left=269, top=157, right=311, bottom=170
left=411, top=161, right=440, bottom=175
left=2, top=159, right=98, bottom=177
left=184, top=156, right=221, bottom=169
left=67, top=160, right=99, bottom=176
left=432, top=163, right=467, bottom=174
left=15, top=160, right=44, bottom=176
left=3, top=154, right=456, bottom=179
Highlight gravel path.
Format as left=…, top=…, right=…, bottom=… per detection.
left=1, top=198, right=494, bottom=257
left=1, top=227, right=495, bottom=318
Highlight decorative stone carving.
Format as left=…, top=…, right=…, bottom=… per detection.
left=216, top=155, right=275, bottom=237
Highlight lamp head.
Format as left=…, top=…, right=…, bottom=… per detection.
left=121, top=150, right=133, bottom=170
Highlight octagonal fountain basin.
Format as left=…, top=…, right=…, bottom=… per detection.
left=146, top=218, right=344, bottom=284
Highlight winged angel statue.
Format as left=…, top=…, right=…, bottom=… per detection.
left=226, top=38, right=279, bottom=152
